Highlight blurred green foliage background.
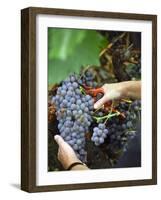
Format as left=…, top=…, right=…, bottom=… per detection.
left=48, top=28, right=108, bottom=85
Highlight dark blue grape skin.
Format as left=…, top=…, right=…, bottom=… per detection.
left=122, top=124, right=126, bottom=130
left=127, top=121, right=133, bottom=128
left=81, top=70, right=98, bottom=88
left=103, top=99, right=141, bottom=160
left=91, top=123, right=109, bottom=146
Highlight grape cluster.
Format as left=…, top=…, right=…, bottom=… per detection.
left=126, top=63, right=141, bottom=80
left=91, top=123, right=109, bottom=146
left=81, top=70, right=98, bottom=88
left=53, top=74, right=94, bottom=162
left=104, top=100, right=141, bottom=153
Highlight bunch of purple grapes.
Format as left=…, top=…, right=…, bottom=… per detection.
left=81, top=70, right=98, bottom=88
left=91, top=123, right=109, bottom=146
left=53, top=74, right=94, bottom=162
left=103, top=100, right=141, bottom=154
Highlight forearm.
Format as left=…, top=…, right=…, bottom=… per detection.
left=121, top=81, right=141, bottom=100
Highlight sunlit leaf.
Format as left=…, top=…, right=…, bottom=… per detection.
left=48, top=28, right=108, bottom=84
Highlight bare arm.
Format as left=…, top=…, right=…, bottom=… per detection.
left=121, top=81, right=141, bottom=100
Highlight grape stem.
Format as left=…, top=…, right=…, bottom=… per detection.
left=93, top=105, right=104, bottom=113
left=93, top=111, right=120, bottom=123
left=79, top=86, right=86, bottom=95
left=121, top=99, right=132, bottom=103
left=104, top=101, right=114, bottom=124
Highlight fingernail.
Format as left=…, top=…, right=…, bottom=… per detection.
left=54, top=135, right=58, bottom=141
left=94, top=104, right=98, bottom=109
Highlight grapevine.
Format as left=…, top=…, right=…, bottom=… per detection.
left=50, top=70, right=141, bottom=166
left=48, top=31, right=141, bottom=170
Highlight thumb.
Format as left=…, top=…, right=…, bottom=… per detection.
left=54, top=135, right=65, bottom=147
left=94, top=95, right=108, bottom=109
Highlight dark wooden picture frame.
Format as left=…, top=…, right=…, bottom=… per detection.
left=21, top=7, right=157, bottom=193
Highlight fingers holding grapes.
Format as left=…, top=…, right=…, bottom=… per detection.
left=94, top=83, right=124, bottom=109
left=94, top=81, right=141, bottom=109
left=54, top=135, right=80, bottom=169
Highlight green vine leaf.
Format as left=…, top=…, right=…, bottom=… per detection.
left=48, top=28, right=108, bottom=85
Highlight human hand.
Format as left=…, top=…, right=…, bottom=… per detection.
left=94, top=82, right=125, bottom=109
left=54, top=135, right=81, bottom=169
left=94, top=81, right=141, bottom=109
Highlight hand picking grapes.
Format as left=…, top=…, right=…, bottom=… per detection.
left=52, top=73, right=141, bottom=170
left=94, top=81, right=141, bottom=109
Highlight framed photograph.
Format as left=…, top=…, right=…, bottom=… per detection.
left=21, top=7, right=157, bottom=192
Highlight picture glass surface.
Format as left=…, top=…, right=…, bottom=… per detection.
left=48, top=28, right=141, bottom=171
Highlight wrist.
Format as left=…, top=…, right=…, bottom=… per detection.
left=67, top=161, right=87, bottom=170
left=67, top=162, right=89, bottom=170
left=65, top=158, right=81, bottom=170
